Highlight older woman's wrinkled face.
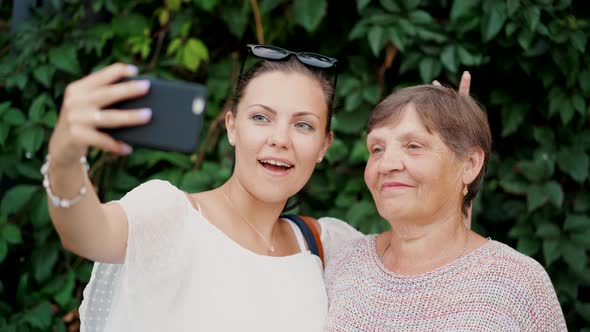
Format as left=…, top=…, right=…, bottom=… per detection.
left=364, top=104, right=465, bottom=223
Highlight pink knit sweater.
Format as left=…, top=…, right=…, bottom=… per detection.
left=325, top=235, right=567, bottom=331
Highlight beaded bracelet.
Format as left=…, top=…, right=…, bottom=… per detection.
left=41, top=155, right=89, bottom=208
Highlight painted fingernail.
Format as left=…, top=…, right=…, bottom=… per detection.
left=136, top=80, right=150, bottom=91
left=138, top=108, right=152, bottom=120
left=128, top=65, right=138, bottom=76
left=122, top=144, right=133, bottom=155
left=463, top=71, right=470, bottom=77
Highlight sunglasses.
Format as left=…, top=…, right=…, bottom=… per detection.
left=238, top=44, right=339, bottom=104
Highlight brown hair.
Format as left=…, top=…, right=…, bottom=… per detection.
left=367, top=85, right=492, bottom=217
left=231, top=57, right=335, bottom=133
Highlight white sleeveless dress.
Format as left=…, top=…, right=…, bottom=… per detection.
left=79, top=180, right=362, bottom=332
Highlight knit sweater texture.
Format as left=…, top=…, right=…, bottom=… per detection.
left=325, top=235, right=567, bottom=332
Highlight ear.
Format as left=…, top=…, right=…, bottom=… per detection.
left=225, top=110, right=236, bottom=146
left=462, top=147, right=485, bottom=185
left=317, top=131, right=333, bottom=162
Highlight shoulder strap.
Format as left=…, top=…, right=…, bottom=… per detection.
left=281, top=214, right=324, bottom=267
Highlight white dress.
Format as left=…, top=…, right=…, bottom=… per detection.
left=79, top=180, right=362, bottom=332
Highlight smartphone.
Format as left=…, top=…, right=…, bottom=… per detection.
left=104, top=77, right=206, bottom=153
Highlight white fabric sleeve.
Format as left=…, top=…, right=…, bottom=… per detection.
left=318, top=217, right=364, bottom=268
left=79, top=179, right=189, bottom=331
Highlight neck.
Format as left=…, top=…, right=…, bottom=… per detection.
left=220, top=177, right=286, bottom=237
left=383, top=211, right=468, bottom=274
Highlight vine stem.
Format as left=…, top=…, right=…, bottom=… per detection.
left=250, top=0, right=264, bottom=44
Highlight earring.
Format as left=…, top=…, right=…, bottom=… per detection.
left=463, top=185, right=468, bottom=196
left=317, top=157, right=323, bottom=163
left=228, top=139, right=234, bottom=146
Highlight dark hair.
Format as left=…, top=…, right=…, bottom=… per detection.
left=367, top=85, right=492, bottom=217
left=231, top=57, right=335, bottom=133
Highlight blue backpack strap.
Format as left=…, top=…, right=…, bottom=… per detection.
left=281, top=214, right=320, bottom=258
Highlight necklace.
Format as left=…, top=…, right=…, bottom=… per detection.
left=380, top=225, right=470, bottom=263
left=221, top=187, right=276, bottom=253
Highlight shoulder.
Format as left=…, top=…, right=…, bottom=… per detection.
left=483, top=241, right=557, bottom=297
left=316, top=216, right=365, bottom=265
left=113, top=180, right=187, bottom=223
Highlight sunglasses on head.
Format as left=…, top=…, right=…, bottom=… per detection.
left=238, top=44, right=339, bottom=105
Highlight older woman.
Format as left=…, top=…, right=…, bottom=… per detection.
left=324, top=85, right=566, bottom=331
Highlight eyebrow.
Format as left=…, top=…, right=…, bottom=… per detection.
left=248, top=104, right=320, bottom=119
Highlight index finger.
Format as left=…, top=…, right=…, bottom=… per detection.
left=76, top=63, right=139, bottom=90
left=458, top=71, right=471, bottom=96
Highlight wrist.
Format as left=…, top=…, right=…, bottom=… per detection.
left=41, top=154, right=90, bottom=208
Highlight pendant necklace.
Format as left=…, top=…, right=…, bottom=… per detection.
left=221, top=187, right=276, bottom=253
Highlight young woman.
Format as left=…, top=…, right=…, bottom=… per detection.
left=46, top=46, right=362, bottom=332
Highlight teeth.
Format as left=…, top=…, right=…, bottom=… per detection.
left=261, top=159, right=292, bottom=167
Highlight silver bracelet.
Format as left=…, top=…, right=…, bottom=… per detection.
left=41, top=154, right=89, bottom=208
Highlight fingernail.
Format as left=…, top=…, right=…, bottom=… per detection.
left=122, top=144, right=133, bottom=155
left=138, top=108, right=152, bottom=120
left=136, top=80, right=150, bottom=91
left=128, top=65, right=138, bottom=76
left=463, top=71, right=470, bottom=77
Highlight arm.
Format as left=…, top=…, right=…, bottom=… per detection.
left=47, top=63, right=151, bottom=263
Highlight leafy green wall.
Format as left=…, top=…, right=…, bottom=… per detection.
left=0, top=0, right=588, bottom=330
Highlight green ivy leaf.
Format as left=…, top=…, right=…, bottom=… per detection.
left=542, top=239, right=560, bottom=266
left=0, top=123, right=9, bottom=146
left=508, top=223, right=534, bottom=238
left=450, top=1, right=477, bottom=20
left=22, top=301, right=52, bottom=329
left=570, top=30, right=587, bottom=53
left=1, top=224, right=22, bottom=244
left=506, top=0, right=520, bottom=16
left=29, top=94, right=50, bottom=122
left=194, top=0, right=216, bottom=11
left=3, top=109, right=26, bottom=126
left=517, top=237, right=540, bottom=256
left=574, top=192, right=590, bottom=212
left=440, top=45, right=458, bottom=72
left=32, top=65, right=55, bottom=88
left=31, top=246, right=59, bottom=282
left=502, top=102, right=528, bottom=137
left=482, top=3, right=507, bottom=42
left=357, top=0, right=371, bottom=12
left=0, top=241, right=7, bottom=263
left=18, top=126, right=45, bottom=155
left=564, top=214, right=590, bottom=232
left=0, top=185, right=38, bottom=216
left=571, top=93, right=586, bottom=115
left=562, top=241, right=586, bottom=272
left=570, top=231, right=590, bottom=249
left=579, top=68, right=590, bottom=95
left=535, top=222, right=560, bottom=239
left=379, top=0, right=400, bottom=12
left=556, top=148, right=589, bottom=183
left=54, top=271, right=75, bottom=307
left=544, top=181, right=563, bottom=207
left=368, top=26, right=385, bottom=56
left=48, top=45, right=81, bottom=75
left=418, top=57, right=442, bottom=83
left=293, top=0, right=326, bottom=32
left=574, top=302, right=590, bottom=323
left=526, top=184, right=545, bottom=212
left=387, top=26, right=406, bottom=52
left=182, top=38, right=209, bottom=71
left=523, top=6, right=541, bottom=31
left=325, top=138, right=348, bottom=162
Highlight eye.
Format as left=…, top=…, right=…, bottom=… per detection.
left=406, top=142, right=422, bottom=151
left=250, top=114, right=269, bottom=123
left=370, top=146, right=384, bottom=155
left=295, top=122, right=314, bottom=131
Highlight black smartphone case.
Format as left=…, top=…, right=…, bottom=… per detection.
left=105, top=78, right=206, bottom=154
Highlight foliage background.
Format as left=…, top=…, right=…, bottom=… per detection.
left=0, top=0, right=589, bottom=330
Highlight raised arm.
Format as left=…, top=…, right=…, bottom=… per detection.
left=47, top=63, right=151, bottom=263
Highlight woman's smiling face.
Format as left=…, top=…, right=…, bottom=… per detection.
left=364, top=104, right=465, bottom=223
left=226, top=70, right=332, bottom=203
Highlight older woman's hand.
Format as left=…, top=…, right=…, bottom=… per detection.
left=433, top=71, right=471, bottom=96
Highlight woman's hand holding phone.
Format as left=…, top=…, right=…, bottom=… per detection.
left=48, top=63, right=152, bottom=168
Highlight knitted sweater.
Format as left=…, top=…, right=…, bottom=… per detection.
left=325, top=235, right=567, bottom=332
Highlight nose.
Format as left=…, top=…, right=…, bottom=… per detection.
left=267, top=125, right=290, bottom=150
left=378, top=147, right=404, bottom=174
